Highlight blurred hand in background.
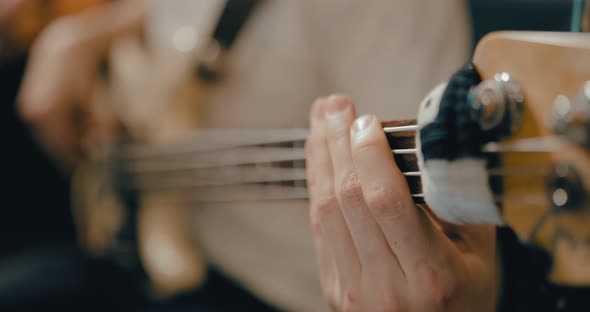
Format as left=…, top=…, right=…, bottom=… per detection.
left=17, top=0, right=145, bottom=172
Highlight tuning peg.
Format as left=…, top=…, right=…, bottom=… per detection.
left=468, top=72, right=525, bottom=138
left=546, top=162, right=586, bottom=212
left=553, top=81, right=590, bottom=146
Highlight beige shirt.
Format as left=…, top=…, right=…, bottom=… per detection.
left=145, top=1, right=471, bottom=311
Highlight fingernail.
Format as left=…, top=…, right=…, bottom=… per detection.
left=324, top=95, right=350, bottom=117
left=352, top=115, right=375, bottom=136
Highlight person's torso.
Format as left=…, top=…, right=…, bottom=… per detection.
left=147, top=1, right=471, bottom=310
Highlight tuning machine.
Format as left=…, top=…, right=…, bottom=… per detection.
left=553, top=81, right=590, bottom=147
left=468, top=72, right=525, bottom=137
left=546, top=163, right=587, bottom=212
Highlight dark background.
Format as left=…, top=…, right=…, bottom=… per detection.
left=469, top=0, right=573, bottom=45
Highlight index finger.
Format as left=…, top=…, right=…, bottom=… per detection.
left=349, top=115, right=442, bottom=273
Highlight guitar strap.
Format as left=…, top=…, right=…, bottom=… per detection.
left=197, top=0, right=261, bottom=82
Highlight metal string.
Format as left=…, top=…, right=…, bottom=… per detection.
left=99, top=125, right=564, bottom=205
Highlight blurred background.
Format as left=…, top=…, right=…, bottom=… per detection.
left=0, top=0, right=581, bottom=311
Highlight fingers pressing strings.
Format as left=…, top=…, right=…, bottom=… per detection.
left=349, top=113, right=447, bottom=276
left=306, top=97, right=361, bottom=299
left=319, top=95, right=402, bottom=278
left=104, top=117, right=554, bottom=206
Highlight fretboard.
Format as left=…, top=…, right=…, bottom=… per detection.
left=382, top=120, right=423, bottom=203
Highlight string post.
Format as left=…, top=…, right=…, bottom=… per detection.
left=546, top=162, right=587, bottom=212
left=468, top=72, right=524, bottom=137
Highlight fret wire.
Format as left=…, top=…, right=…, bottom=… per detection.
left=383, top=125, right=419, bottom=133
left=403, top=171, right=421, bottom=176
left=392, top=148, right=417, bottom=155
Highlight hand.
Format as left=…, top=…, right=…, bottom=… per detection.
left=305, top=95, right=500, bottom=311
left=18, top=0, right=145, bottom=172
left=18, top=18, right=105, bottom=172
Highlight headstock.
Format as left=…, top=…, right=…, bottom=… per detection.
left=473, top=31, right=590, bottom=285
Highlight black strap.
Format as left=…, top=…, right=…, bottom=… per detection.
left=197, top=0, right=261, bottom=82
left=213, top=0, right=261, bottom=49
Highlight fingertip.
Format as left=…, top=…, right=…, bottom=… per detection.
left=327, top=93, right=353, bottom=105
left=324, top=94, right=353, bottom=117
left=350, top=114, right=381, bottom=144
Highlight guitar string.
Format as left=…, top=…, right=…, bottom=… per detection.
left=96, top=125, right=565, bottom=206
left=119, top=125, right=417, bottom=159
left=127, top=165, right=552, bottom=182
left=106, top=182, right=550, bottom=206
left=108, top=165, right=552, bottom=205
left=120, top=139, right=562, bottom=176
left=125, top=165, right=551, bottom=190
left=112, top=134, right=560, bottom=190
left=118, top=130, right=567, bottom=162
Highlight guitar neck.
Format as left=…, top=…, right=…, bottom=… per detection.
left=381, top=120, right=423, bottom=203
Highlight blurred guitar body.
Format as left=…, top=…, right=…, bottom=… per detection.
left=1, top=0, right=107, bottom=57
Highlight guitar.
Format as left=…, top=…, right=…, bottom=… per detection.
left=0, top=0, right=107, bottom=57
left=72, top=30, right=590, bottom=292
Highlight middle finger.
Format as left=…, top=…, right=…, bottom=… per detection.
left=321, top=95, right=398, bottom=269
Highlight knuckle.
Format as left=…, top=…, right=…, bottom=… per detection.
left=310, top=218, right=321, bottom=236
left=341, top=289, right=359, bottom=312
left=337, top=173, right=364, bottom=204
left=365, top=185, right=406, bottom=220
left=378, top=289, right=404, bottom=312
left=326, top=295, right=339, bottom=311
left=322, top=282, right=341, bottom=311
left=415, top=263, right=457, bottom=309
left=304, top=135, right=320, bottom=160
left=312, top=193, right=339, bottom=224
left=328, top=123, right=350, bottom=141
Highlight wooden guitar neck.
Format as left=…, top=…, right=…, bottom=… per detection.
left=382, top=120, right=423, bottom=203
